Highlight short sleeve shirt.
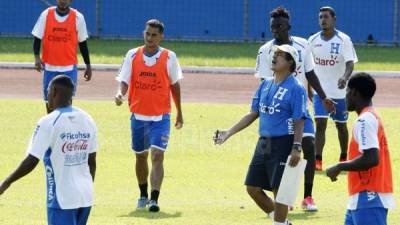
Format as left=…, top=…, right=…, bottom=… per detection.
left=255, top=36, right=315, bottom=84
left=308, top=30, right=358, bottom=99
left=27, top=106, right=98, bottom=209
left=251, top=75, right=309, bottom=137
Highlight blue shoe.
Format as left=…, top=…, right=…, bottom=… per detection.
left=148, top=200, right=160, bottom=212
left=137, top=197, right=149, bottom=209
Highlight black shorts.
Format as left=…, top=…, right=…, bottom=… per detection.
left=244, top=135, right=294, bottom=191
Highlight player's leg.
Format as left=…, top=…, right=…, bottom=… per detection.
left=313, top=94, right=329, bottom=170
left=269, top=135, right=293, bottom=224
left=131, top=115, right=151, bottom=209
left=301, top=135, right=317, bottom=211
left=148, top=114, right=170, bottom=212
left=332, top=98, right=349, bottom=162
left=76, top=207, right=92, bottom=225
left=245, top=137, right=275, bottom=215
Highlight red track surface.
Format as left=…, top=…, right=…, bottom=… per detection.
left=0, top=69, right=399, bottom=107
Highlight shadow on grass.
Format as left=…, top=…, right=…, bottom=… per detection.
left=119, top=209, right=182, bottom=219
left=287, top=210, right=322, bottom=220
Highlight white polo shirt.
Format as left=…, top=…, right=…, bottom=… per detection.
left=32, top=7, right=89, bottom=72
left=27, top=106, right=98, bottom=209
left=308, top=30, right=358, bottom=99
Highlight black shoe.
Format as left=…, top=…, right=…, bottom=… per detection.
left=148, top=200, right=160, bottom=212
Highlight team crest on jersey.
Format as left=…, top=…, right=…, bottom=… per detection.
left=330, top=43, right=340, bottom=54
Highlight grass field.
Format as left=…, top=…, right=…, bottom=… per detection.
left=1, top=37, right=400, bottom=71
left=0, top=99, right=399, bottom=225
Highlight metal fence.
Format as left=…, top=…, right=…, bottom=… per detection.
left=0, top=0, right=399, bottom=44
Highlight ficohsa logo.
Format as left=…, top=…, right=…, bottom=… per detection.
left=60, top=132, right=90, bottom=141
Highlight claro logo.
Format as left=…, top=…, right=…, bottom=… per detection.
left=135, top=80, right=162, bottom=91
left=314, top=55, right=339, bottom=66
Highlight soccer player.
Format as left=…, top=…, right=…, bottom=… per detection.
left=309, top=6, right=358, bottom=170
left=0, top=75, right=98, bottom=225
left=32, top=0, right=92, bottom=113
left=255, top=6, right=334, bottom=211
left=326, top=73, right=395, bottom=225
left=215, top=45, right=307, bottom=225
left=114, top=19, right=183, bottom=212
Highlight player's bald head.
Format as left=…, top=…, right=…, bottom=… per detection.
left=49, top=75, right=75, bottom=101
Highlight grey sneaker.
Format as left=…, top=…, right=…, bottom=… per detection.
left=148, top=200, right=160, bottom=212
left=137, top=197, right=149, bottom=209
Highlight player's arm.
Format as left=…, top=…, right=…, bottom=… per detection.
left=326, top=148, right=378, bottom=181
left=88, top=152, right=96, bottom=181
left=79, top=41, right=92, bottom=81
left=305, top=70, right=335, bottom=113
left=115, top=81, right=128, bottom=106
left=214, top=111, right=259, bottom=145
left=171, top=81, right=183, bottom=129
left=337, top=61, right=354, bottom=89
left=0, top=155, right=40, bottom=195
left=33, top=37, right=42, bottom=72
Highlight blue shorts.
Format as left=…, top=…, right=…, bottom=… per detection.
left=313, top=94, right=348, bottom=123
left=47, top=207, right=91, bottom=225
left=131, top=114, right=171, bottom=153
left=245, top=135, right=293, bottom=191
left=43, top=66, right=78, bottom=101
left=304, top=116, right=315, bottom=137
left=344, top=208, right=388, bottom=225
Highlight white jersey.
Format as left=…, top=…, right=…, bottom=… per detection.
left=255, top=36, right=315, bottom=84
left=347, top=112, right=395, bottom=210
left=308, top=30, right=358, bottom=99
left=32, top=7, right=89, bottom=72
left=116, top=47, right=183, bottom=121
left=27, top=106, right=98, bottom=209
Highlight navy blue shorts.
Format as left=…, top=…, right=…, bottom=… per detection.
left=130, top=114, right=171, bottom=153
left=313, top=94, right=348, bottom=122
left=43, top=66, right=77, bottom=101
left=245, top=135, right=293, bottom=191
left=47, top=207, right=91, bottom=225
left=344, top=208, right=388, bottom=225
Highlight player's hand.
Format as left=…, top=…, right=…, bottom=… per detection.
left=323, top=98, right=337, bottom=114
left=326, top=165, right=341, bottom=182
left=84, top=65, right=92, bottom=81
left=213, top=129, right=230, bottom=145
left=115, top=93, right=123, bottom=106
left=337, top=76, right=347, bottom=89
left=175, top=112, right=183, bottom=129
left=289, top=150, right=301, bottom=167
left=0, top=180, right=11, bottom=195
left=34, top=57, right=43, bottom=72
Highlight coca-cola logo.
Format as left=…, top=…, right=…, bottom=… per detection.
left=62, top=139, right=88, bottom=153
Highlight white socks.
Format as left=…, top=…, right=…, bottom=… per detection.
left=267, top=211, right=275, bottom=219
left=272, top=222, right=287, bottom=225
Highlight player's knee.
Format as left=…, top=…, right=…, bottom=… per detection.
left=335, top=122, right=348, bottom=131
left=151, top=150, right=164, bottom=163
left=246, top=186, right=262, bottom=197
left=315, top=119, right=327, bottom=130
left=302, top=137, right=315, bottom=156
left=135, top=152, right=148, bottom=162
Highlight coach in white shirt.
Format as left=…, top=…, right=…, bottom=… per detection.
left=308, top=6, right=358, bottom=171
left=0, top=75, right=98, bottom=225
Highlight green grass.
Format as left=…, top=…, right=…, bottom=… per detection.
left=0, top=99, right=399, bottom=225
left=1, top=37, right=400, bottom=71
